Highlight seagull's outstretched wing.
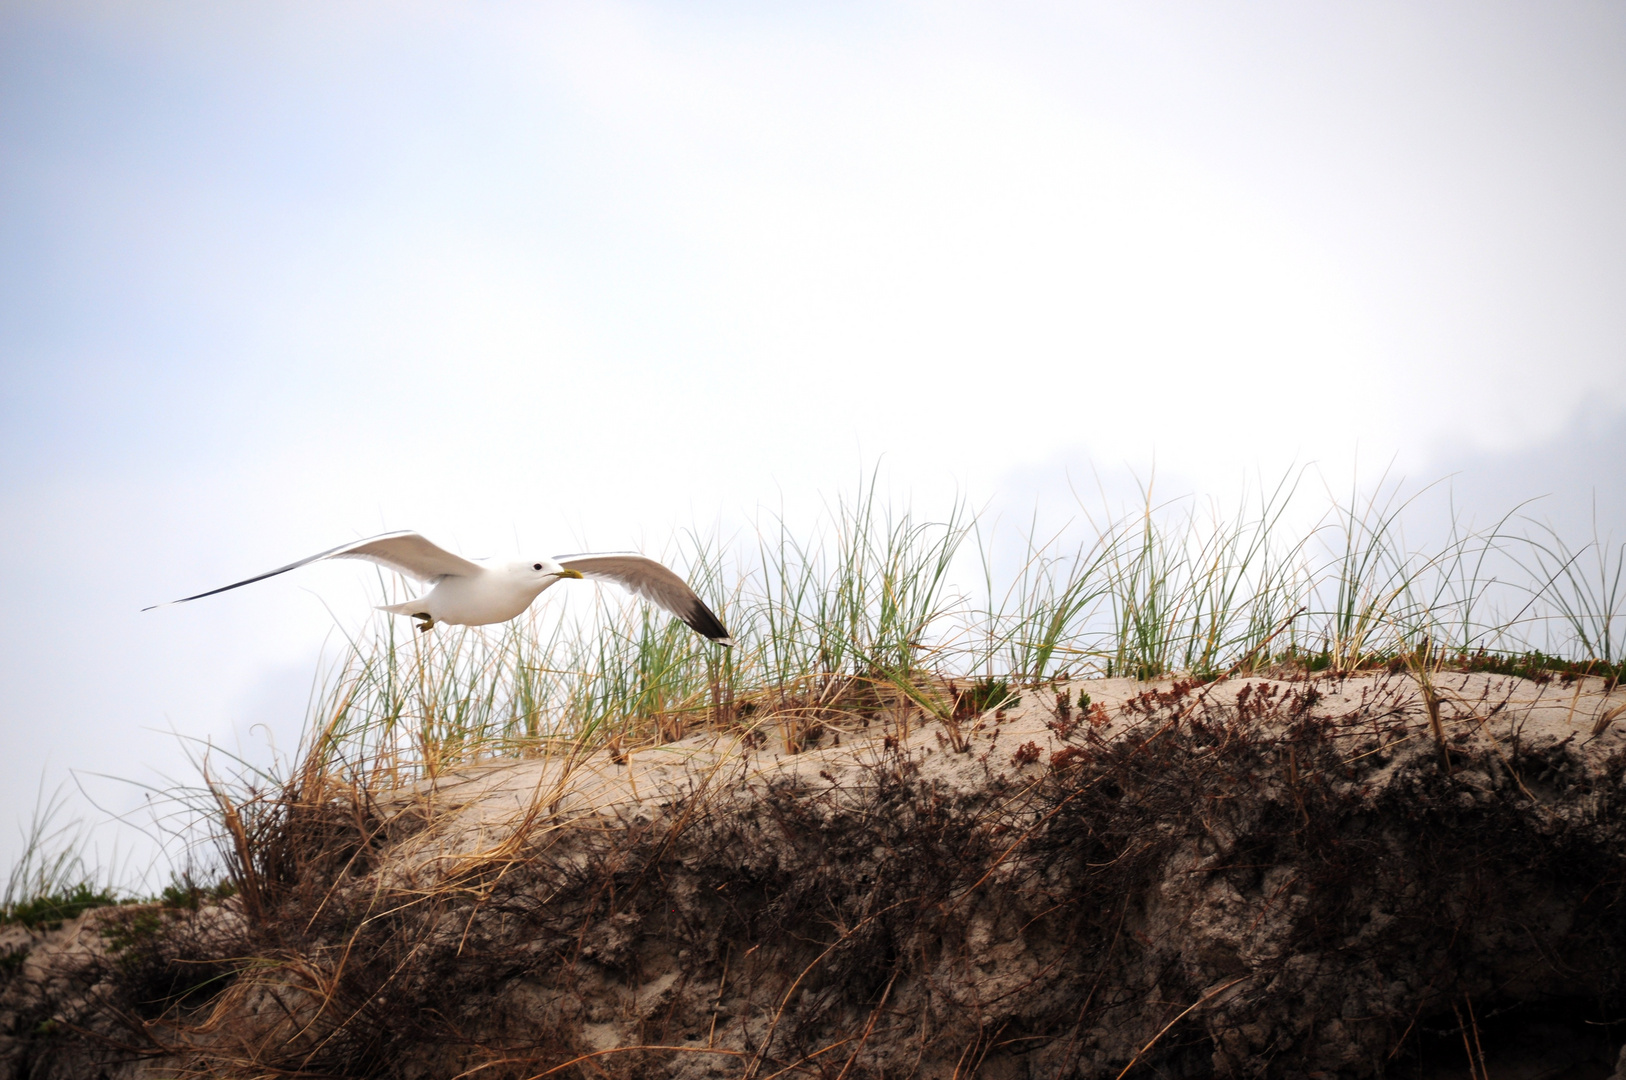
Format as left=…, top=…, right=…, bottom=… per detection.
left=329, top=533, right=485, bottom=581
left=557, top=554, right=733, bottom=645
left=144, top=531, right=483, bottom=610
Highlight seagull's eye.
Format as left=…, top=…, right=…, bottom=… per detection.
left=533, top=563, right=544, bottom=571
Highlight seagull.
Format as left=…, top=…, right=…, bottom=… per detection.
left=144, top=530, right=733, bottom=643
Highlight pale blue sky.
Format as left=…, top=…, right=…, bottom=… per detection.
left=2, top=0, right=1623, bottom=879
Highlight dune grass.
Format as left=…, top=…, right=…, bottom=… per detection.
left=272, top=472, right=1622, bottom=793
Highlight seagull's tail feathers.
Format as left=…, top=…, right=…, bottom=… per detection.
left=377, top=599, right=431, bottom=617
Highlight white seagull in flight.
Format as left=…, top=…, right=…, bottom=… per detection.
left=144, top=531, right=733, bottom=644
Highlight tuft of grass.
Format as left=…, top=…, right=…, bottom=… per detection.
left=1091, top=471, right=1309, bottom=680
left=2, top=782, right=121, bottom=929
left=1406, top=636, right=1451, bottom=771
left=1313, top=473, right=1427, bottom=672
left=954, top=677, right=1018, bottom=717
left=973, top=510, right=1113, bottom=686
left=156, top=873, right=237, bottom=912
left=1511, top=511, right=1624, bottom=665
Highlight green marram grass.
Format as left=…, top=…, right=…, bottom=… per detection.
left=294, top=473, right=1624, bottom=787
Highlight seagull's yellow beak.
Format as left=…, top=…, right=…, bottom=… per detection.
left=557, top=569, right=585, bottom=580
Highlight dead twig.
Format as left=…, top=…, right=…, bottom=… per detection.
left=1112, top=976, right=1251, bottom=1080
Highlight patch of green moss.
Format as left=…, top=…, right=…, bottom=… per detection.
left=156, top=875, right=237, bottom=911
left=1, top=883, right=119, bottom=930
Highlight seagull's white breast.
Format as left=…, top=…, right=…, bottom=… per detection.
left=423, top=568, right=552, bottom=626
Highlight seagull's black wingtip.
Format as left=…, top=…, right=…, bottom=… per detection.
left=683, top=604, right=733, bottom=646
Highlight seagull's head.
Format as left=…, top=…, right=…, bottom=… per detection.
left=520, top=558, right=584, bottom=582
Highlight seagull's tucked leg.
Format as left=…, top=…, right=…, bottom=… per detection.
left=378, top=597, right=439, bottom=630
